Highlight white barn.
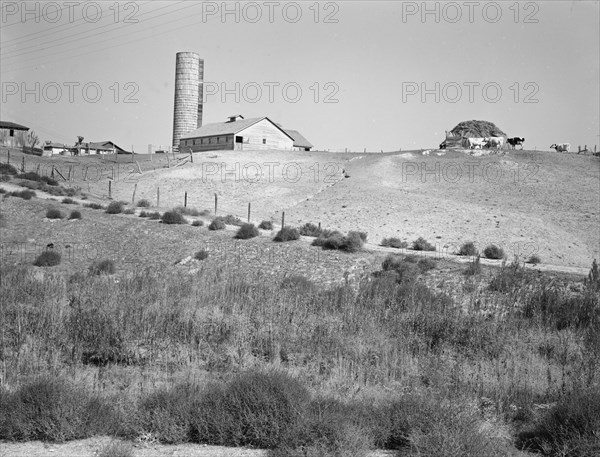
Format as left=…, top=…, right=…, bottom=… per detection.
left=179, top=115, right=311, bottom=152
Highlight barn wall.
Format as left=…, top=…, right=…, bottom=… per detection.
left=180, top=135, right=234, bottom=152
left=0, top=128, right=27, bottom=148
left=238, top=119, right=293, bottom=150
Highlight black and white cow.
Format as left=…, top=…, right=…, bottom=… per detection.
left=507, top=137, right=525, bottom=149
left=550, top=143, right=570, bottom=153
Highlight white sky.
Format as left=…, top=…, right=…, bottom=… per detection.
left=1, top=1, right=599, bottom=152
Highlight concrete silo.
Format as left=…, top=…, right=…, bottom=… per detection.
left=172, top=52, right=204, bottom=149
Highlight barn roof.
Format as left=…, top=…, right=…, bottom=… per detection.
left=0, top=121, right=29, bottom=130
left=181, top=117, right=294, bottom=141
left=284, top=129, right=313, bottom=149
left=96, top=140, right=132, bottom=154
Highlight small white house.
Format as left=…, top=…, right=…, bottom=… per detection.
left=43, top=142, right=71, bottom=156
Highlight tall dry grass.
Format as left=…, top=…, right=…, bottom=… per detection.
left=0, top=259, right=598, bottom=455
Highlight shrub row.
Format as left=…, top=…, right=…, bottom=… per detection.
left=1, top=370, right=539, bottom=456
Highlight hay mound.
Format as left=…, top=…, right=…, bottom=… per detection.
left=450, top=120, right=507, bottom=139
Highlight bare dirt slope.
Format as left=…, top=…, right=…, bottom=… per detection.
left=2, top=148, right=598, bottom=269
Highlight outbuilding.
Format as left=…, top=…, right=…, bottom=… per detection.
left=0, top=121, right=29, bottom=148
left=180, top=115, right=311, bottom=152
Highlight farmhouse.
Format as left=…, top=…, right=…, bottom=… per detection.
left=96, top=141, right=132, bottom=154
left=179, top=115, right=312, bottom=152
left=42, top=142, right=70, bottom=156
left=0, top=121, right=29, bottom=148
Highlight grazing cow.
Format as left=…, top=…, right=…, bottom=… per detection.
left=485, top=137, right=505, bottom=150
left=467, top=137, right=488, bottom=149
left=507, top=137, right=525, bottom=149
left=550, top=143, right=570, bottom=153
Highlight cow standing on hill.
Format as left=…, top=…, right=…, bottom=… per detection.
left=507, top=137, right=525, bottom=149
left=467, top=138, right=488, bottom=149
left=550, top=143, right=570, bottom=153
left=485, top=137, right=505, bottom=150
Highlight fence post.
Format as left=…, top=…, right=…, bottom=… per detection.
left=7, top=151, right=10, bottom=165
left=68, top=165, right=72, bottom=181
left=184, top=191, right=187, bottom=208
left=21, top=156, right=25, bottom=172
left=157, top=187, right=160, bottom=207
left=132, top=183, right=137, bottom=204
left=318, top=222, right=321, bottom=231
left=248, top=202, right=251, bottom=222
left=108, top=180, right=112, bottom=198
left=281, top=211, right=285, bottom=229
left=214, top=193, right=218, bottom=215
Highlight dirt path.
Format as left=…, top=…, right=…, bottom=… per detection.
left=0, top=437, right=396, bottom=457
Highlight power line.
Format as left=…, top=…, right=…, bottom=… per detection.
left=1, top=1, right=192, bottom=59
left=1, top=1, right=176, bottom=55
left=0, top=1, right=93, bottom=29
left=1, top=5, right=213, bottom=75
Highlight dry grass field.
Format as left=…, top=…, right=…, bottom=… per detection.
left=0, top=147, right=599, bottom=457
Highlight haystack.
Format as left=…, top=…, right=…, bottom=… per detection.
left=450, top=120, right=506, bottom=139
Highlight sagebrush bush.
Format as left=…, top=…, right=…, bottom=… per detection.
left=0, top=377, right=116, bottom=441
left=516, top=388, right=600, bottom=456
left=136, top=384, right=197, bottom=444
left=148, top=211, right=161, bottom=220
left=412, top=237, right=436, bottom=251
left=194, top=249, right=209, bottom=260
left=33, top=250, right=61, bottom=267
left=382, top=254, right=404, bottom=271
left=0, top=162, right=18, bottom=175
left=259, top=220, right=273, bottom=230
left=219, top=214, right=244, bottom=226
left=458, top=241, right=478, bottom=256
left=161, top=211, right=186, bottom=224
left=69, top=210, right=82, bottom=220
left=235, top=223, right=259, bottom=239
left=174, top=206, right=200, bottom=216
left=483, top=244, right=504, bottom=259
left=313, top=232, right=344, bottom=249
left=45, top=208, right=63, bottom=219
left=274, top=226, right=300, bottom=242
left=61, top=197, right=76, bottom=204
left=417, top=257, right=437, bottom=272
left=343, top=231, right=365, bottom=252
left=84, top=202, right=104, bottom=210
left=89, top=259, right=116, bottom=275
left=191, top=370, right=310, bottom=448
left=299, top=222, right=322, bottom=237
left=106, top=201, right=124, bottom=214
left=526, top=254, right=541, bottom=264
left=208, top=218, right=226, bottom=231
left=123, top=208, right=135, bottom=215
left=8, top=189, right=35, bottom=200
left=136, top=199, right=151, bottom=208
left=312, top=231, right=363, bottom=252
left=192, top=220, right=203, bottom=227
left=381, top=237, right=408, bottom=249
left=139, top=210, right=149, bottom=218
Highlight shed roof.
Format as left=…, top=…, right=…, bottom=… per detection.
left=0, top=121, right=29, bottom=130
left=181, top=117, right=294, bottom=141
left=284, top=129, right=313, bottom=149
